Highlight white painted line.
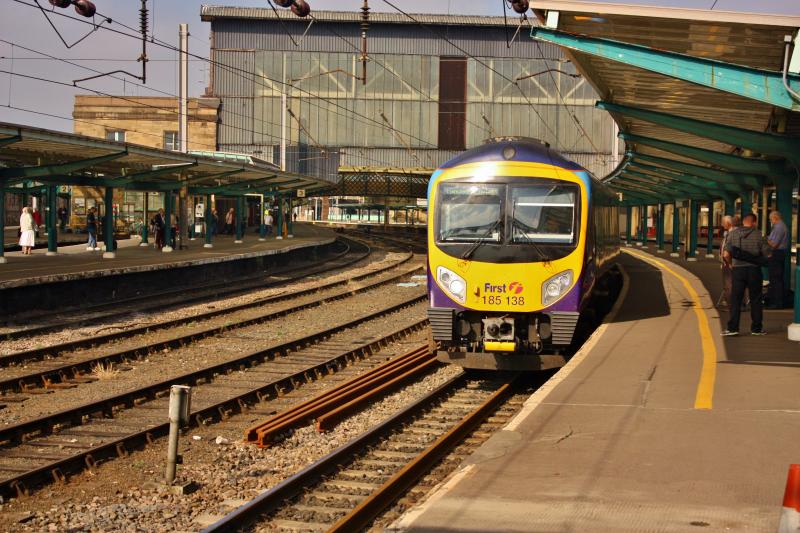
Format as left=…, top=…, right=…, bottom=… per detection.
left=504, top=263, right=630, bottom=431
left=386, top=464, right=477, bottom=532
left=388, top=266, right=631, bottom=532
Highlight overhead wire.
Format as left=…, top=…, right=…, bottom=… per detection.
left=0, top=39, right=323, bottom=151
left=0, top=69, right=331, bottom=158
left=383, top=0, right=613, bottom=170
left=308, top=14, right=490, bottom=141
left=381, top=0, right=563, bottom=150
left=9, top=0, right=440, bottom=151
left=530, top=35, right=610, bottom=165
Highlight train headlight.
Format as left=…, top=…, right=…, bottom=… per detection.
left=437, top=266, right=466, bottom=304
left=541, top=270, right=573, bottom=306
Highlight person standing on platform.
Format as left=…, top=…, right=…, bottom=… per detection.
left=719, top=215, right=734, bottom=309
left=32, top=207, right=42, bottom=238
left=264, top=210, right=273, bottom=236
left=225, top=208, right=235, bottom=235
left=86, top=207, right=98, bottom=251
left=153, top=208, right=165, bottom=251
left=170, top=212, right=178, bottom=249
left=211, top=209, right=219, bottom=236
left=766, top=210, right=789, bottom=309
left=57, top=206, right=68, bottom=231
left=18, top=207, right=35, bottom=255
left=722, top=213, right=770, bottom=336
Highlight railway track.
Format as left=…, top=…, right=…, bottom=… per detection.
left=200, top=370, right=526, bottom=533
left=0, top=237, right=368, bottom=342
left=0, top=251, right=418, bottom=383
left=340, top=229, right=427, bottom=255
left=0, top=260, right=422, bottom=396
left=0, top=293, right=430, bottom=499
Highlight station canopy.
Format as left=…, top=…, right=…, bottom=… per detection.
left=0, top=122, right=330, bottom=196
left=529, top=1, right=800, bottom=206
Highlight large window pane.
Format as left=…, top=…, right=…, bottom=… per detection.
left=511, top=184, right=577, bottom=244
left=438, top=183, right=503, bottom=242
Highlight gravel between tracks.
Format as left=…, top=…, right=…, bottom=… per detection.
left=1, top=335, right=462, bottom=533
left=0, top=251, right=408, bottom=355
left=0, top=276, right=427, bottom=426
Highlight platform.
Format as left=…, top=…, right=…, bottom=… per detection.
left=393, top=248, right=800, bottom=532
left=0, top=223, right=334, bottom=287
left=0, top=223, right=338, bottom=315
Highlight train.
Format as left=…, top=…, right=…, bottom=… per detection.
left=427, top=137, right=620, bottom=371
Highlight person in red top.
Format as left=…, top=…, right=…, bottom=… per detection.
left=32, top=207, right=43, bottom=238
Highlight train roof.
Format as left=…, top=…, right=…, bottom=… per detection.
left=439, top=137, right=584, bottom=172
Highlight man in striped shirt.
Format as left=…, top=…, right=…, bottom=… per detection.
left=721, top=213, right=771, bottom=336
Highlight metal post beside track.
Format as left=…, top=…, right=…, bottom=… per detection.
left=165, top=385, right=191, bottom=484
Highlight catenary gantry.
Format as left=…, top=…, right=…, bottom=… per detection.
left=529, top=1, right=800, bottom=335
left=0, top=122, right=331, bottom=260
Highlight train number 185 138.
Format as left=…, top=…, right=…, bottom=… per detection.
left=481, top=295, right=525, bottom=306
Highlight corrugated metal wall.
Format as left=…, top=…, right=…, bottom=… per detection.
left=212, top=21, right=563, bottom=59
left=210, top=17, right=616, bottom=177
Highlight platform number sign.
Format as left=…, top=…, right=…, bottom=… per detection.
left=296, top=189, right=306, bottom=198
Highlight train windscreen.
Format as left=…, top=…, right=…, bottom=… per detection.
left=510, top=184, right=577, bottom=244
left=438, top=183, right=504, bottom=242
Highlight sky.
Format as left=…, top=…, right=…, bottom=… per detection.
left=0, top=0, right=799, bottom=133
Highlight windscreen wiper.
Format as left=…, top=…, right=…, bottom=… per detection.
left=460, top=218, right=503, bottom=260
left=512, top=218, right=547, bottom=259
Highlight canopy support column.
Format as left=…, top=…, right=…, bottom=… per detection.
left=724, top=195, right=736, bottom=217
left=140, top=192, right=150, bottom=246
left=163, top=191, right=173, bottom=253
left=625, top=206, right=632, bottom=246
left=0, top=180, right=6, bottom=264
left=259, top=194, right=267, bottom=242
left=740, top=191, right=752, bottom=218
left=687, top=200, right=699, bottom=261
left=275, top=194, right=283, bottom=240
left=204, top=194, right=213, bottom=249
left=102, top=186, right=115, bottom=259
left=670, top=202, right=680, bottom=257
left=639, top=205, right=647, bottom=246
left=706, top=200, right=715, bottom=258
left=46, top=184, right=57, bottom=256
left=235, top=195, right=244, bottom=244
left=792, top=182, right=800, bottom=337
left=656, top=203, right=665, bottom=253
left=287, top=197, right=294, bottom=239
left=776, top=177, right=794, bottom=302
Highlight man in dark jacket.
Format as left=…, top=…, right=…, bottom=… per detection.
left=721, top=213, right=771, bottom=336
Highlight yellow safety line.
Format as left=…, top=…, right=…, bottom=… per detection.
left=624, top=249, right=717, bottom=410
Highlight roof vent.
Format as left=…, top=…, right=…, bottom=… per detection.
left=483, top=136, right=550, bottom=148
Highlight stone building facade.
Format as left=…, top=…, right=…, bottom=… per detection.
left=66, top=96, right=220, bottom=232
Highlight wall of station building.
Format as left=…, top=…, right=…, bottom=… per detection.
left=207, top=17, right=619, bottom=178
left=46, top=96, right=223, bottom=233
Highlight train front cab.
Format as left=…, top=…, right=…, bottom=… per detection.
left=427, top=162, right=591, bottom=372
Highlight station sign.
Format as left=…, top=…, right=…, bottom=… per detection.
left=296, top=189, right=306, bottom=198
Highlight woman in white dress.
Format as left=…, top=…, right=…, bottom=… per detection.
left=18, top=206, right=36, bottom=255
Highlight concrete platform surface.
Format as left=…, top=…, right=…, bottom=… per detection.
left=0, top=223, right=335, bottom=288
left=393, top=249, right=799, bottom=533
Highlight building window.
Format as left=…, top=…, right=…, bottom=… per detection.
left=106, top=130, right=125, bottom=142
left=164, top=131, right=179, bottom=151
left=438, top=56, right=467, bottom=151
